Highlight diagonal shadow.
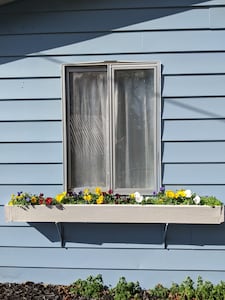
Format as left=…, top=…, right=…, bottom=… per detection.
left=0, top=0, right=212, bottom=65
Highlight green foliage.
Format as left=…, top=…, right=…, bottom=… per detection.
left=70, top=274, right=105, bottom=299
left=178, top=276, right=195, bottom=300
left=8, top=188, right=223, bottom=206
left=68, top=275, right=225, bottom=300
left=200, top=196, right=223, bottom=207
left=111, top=277, right=142, bottom=300
left=148, top=283, right=169, bottom=299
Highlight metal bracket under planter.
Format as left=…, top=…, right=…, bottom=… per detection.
left=5, top=204, right=224, bottom=249
left=5, top=204, right=225, bottom=224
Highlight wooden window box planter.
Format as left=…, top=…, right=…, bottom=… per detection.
left=5, top=204, right=224, bottom=224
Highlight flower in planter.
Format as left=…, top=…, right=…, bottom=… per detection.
left=97, top=195, right=104, bottom=204
left=95, top=187, right=102, bottom=195
left=184, top=189, right=192, bottom=198
left=7, top=187, right=223, bottom=207
left=55, top=192, right=67, bottom=203
left=134, top=192, right=143, bottom=203
left=142, top=188, right=223, bottom=207
left=45, top=197, right=53, bottom=205
left=193, top=195, right=201, bottom=205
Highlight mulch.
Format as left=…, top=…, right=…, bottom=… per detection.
left=0, top=282, right=75, bottom=300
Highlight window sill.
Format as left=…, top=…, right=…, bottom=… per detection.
left=5, top=204, right=224, bottom=224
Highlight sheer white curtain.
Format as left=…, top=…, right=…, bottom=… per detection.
left=114, top=69, right=155, bottom=190
left=69, top=70, right=107, bottom=189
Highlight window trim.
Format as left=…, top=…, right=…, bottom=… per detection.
left=62, top=61, right=161, bottom=194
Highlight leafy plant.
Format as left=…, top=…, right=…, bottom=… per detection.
left=69, top=274, right=106, bottom=299
left=7, top=187, right=223, bottom=206
left=68, top=275, right=225, bottom=300
left=200, top=196, right=223, bottom=207
left=148, top=283, right=169, bottom=299
left=111, top=277, right=142, bottom=300
left=178, top=276, right=195, bottom=300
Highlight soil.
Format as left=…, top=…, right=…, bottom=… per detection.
left=0, top=282, right=75, bottom=300
left=0, top=281, right=165, bottom=300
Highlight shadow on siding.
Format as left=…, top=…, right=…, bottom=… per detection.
left=0, top=0, right=211, bottom=63
left=28, top=222, right=225, bottom=248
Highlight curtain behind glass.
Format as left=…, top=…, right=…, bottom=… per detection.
left=69, top=70, right=107, bottom=189
left=114, top=69, right=155, bottom=190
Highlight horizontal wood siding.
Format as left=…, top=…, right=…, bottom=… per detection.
left=162, top=120, right=225, bottom=141
left=163, top=98, right=225, bottom=119
left=0, top=0, right=225, bottom=287
left=1, top=31, right=225, bottom=56
left=0, top=122, right=62, bottom=141
left=0, top=100, right=61, bottom=120
left=163, top=142, right=225, bottom=162
left=0, top=143, right=62, bottom=163
left=0, top=78, right=60, bottom=99
left=1, top=53, right=225, bottom=78
left=0, top=7, right=223, bottom=34
left=2, top=248, right=225, bottom=270
left=0, top=164, right=63, bottom=184
left=0, top=0, right=224, bottom=12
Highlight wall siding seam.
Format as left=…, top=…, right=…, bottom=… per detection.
left=1, top=4, right=225, bottom=13
left=3, top=72, right=225, bottom=78
left=0, top=183, right=64, bottom=185
left=1, top=28, right=225, bottom=37
left=1, top=50, right=225, bottom=59
left=0, top=6, right=214, bottom=14
left=0, top=266, right=224, bottom=272
left=0, top=98, right=61, bottom=101
left=162, top=117, right=225, bottom=121
left=0, top=120, right=62, bottom=123
left=0, top=141, right=62, bottom=144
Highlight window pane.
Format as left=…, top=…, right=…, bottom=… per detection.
left=114, top=69, right=155, bottom=190
left=68, top=70, right=107, bottom=189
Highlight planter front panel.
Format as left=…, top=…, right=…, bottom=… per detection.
left=5, top=205, right=224, bottom=224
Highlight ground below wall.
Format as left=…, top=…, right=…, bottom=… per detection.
left=0, top=282, right=71, bottom=299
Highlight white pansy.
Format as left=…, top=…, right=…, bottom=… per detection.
left=193, top=195, right=201, bottom=205
left=185, top=189, right=192, bottom=198
left=134, top=192, right=143, bottom=203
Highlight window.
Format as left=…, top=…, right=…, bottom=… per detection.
left=63, top=62, right=161, bottom=194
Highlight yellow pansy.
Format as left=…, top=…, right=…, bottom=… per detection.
left=165, top=190, right=175, bottom=198
left=175, top=190, right=186, bottom=198
left=8, top=200, right=14, bottom=206
left=31, top=196, right=37, bottom=204
left=130, top=193, right=135, bottom=199
left=97, top=195, right=104, bottom=204
left=84, top=188, right=89, bottom=195
left=56, top=191, right=67, bottom=202
left=95, top=187, right=102, bottom=195
left=87, top=194, right=92, bottom=201
left=84, top=194, right=92, bottom=202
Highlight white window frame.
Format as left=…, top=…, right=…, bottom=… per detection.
left=62, top=62, right=161, bottom=194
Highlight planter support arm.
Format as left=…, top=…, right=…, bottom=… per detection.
left=163, top=223, right=169, bottom=249
left=55, top=222, right=65, bottom=248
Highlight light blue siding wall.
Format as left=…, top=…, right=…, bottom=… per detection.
left=0, top=0, right=225, bottom=287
